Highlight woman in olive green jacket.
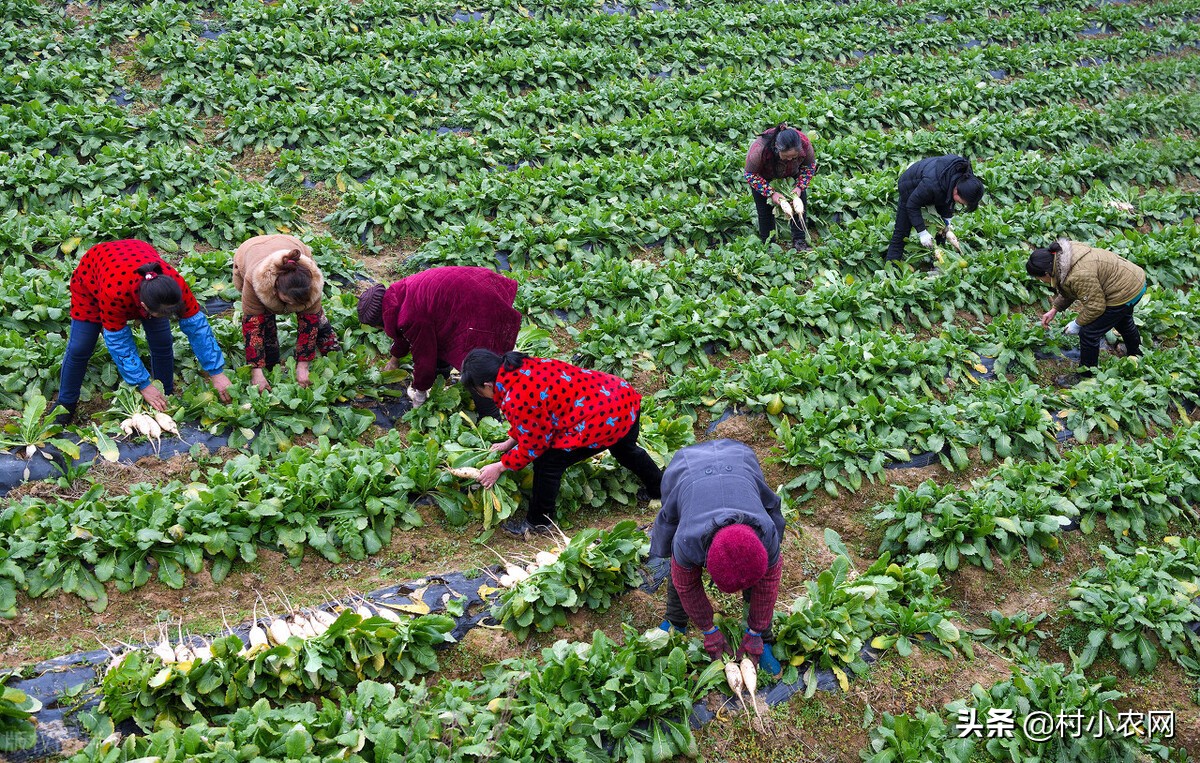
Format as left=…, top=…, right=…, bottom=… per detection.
left=1027, top=239, right=1146, bottom=372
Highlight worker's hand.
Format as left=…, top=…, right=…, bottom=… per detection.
left=1040, top=308, right=1058, bottom=329
left=407, top=386, right=429, bottom=407
left=919, top=231, right=935, bottom=248
left=703, top=628, right=731, bottom=660
left=477, top=461, right=506, bottom=488
left=140, top=384, right=169, bottom=412
left=946, top=230, right=961, bottom=251
left=384, top=357, right=401, bottom=372
left=250, top=368, right=271, bottom=392
left=491, top=437, right=517, bottom=453
left=771, top=192, right=786, bottom=207
left=738, top=630, right=765, bottom=661
left=210, top=372, right=233, bottom=403
left=1064, top=320, right=1081, bottom=336
left=295, top=361, right=310, bottom=388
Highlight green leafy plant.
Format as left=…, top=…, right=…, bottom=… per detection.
left=0, top=392, right=80, bottom=467
left=0, top=673, right=41, bottom=752
left=492, top=521, right=650, bottom=640
left=969, top=610, right=1049, bottom=659
left=100, top=610, right=455, bottom=731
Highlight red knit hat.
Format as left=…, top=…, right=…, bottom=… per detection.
left=706, top=524, right=768, bottom=593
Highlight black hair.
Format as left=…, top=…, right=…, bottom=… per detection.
left=762, top=124, right=803, bottom=166
left=1026, top=241, right=1062, bottom=277
left=460, top=349, right=527, bottom=391
left=275, top=250, right=313, bottom=304
left=135, top=262, right=185, bottom=318
left=955, top=176, right=984, bottom=212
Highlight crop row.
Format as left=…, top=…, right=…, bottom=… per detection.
left=142, top=16, right=1200, bottom=113
left=267, top=89, right=1198, bottom=186
left=216, top=45, right=1200, bottom=150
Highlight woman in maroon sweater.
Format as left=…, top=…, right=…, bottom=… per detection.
left=744, top=123, right=817, bottom=251
left=357, top=266, right=522, bottom=417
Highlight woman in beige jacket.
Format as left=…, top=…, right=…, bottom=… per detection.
left=1027, top=238, right=1146, bottom=375
left=233, top=234, right=338, bottom=390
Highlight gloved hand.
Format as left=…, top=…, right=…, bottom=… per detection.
left=738, top=630, right=764, bottom=661
left=407, top=386, right=429, bottom=406
left=759, top=643, right=782, bottom=676
left=703, top=628, right=731, bottom=660
left=1064, top=320, right=1081, bottom=336
left=919, top=230, right=934, bottom=248
left=946, top=230, right=960, bottom=251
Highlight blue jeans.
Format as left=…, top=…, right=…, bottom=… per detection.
left=57, top=318, right=175, bottom=406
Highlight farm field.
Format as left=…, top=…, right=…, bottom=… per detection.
left=3, top=0, right=1200, bottom=760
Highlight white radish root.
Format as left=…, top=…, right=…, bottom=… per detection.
left=447, top=466, right=484, bottom=480
left=153, top=411, right=180, bottom=437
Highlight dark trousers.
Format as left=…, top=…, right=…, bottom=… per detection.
left=753, top=187, right=808, bottom=245
left=58, top=318, right=174, bottom=406
left=663, top=576, right=775, bottom=642
left=1079, top=303, right=1141, bottom=369
left=886, top=173, right=946, bottom=261
left=526, top=415, right=663, bottom=527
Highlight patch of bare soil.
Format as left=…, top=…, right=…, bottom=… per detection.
left=232, top=148, right=280, bottom=184
left=0, top=504, right=497, bottom=668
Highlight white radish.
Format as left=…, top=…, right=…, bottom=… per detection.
left=355, top=604, right=374, bottom=619
left=24, top=444, right=36, bottom=459
left=534, top=551, right=559, bottom=567
left=153, top=411, right=179, bottom=437
left=309, top=609, right=336, bottom=628
left=447, top=466, right=484, bottom=480
left=791, top=197, right=804, bottom=217
left=505, top=564, right=529, bottom=583
left=267, top=618, right=292, bottom=645
left=151, top=639, right=175, bottom=664
left=192, top=644, right=213, bottom=662
left=372, top=605, right=401, bottom=623
left=777, top=198, right=793, bottom=218
left=130, top=413, right=156, bottom=437
left=498, top=574, right=515, bottom=587
left=525, top=563, right=538, bottom=575
left=248, top=624, right=268, bottom=650
left=724, top=661, right=752, bottom=723
left=290, top=615, right=315, bottom=639
left=739, top=657, right=765, bottom=722
left=119, top=418, right=136, bottom=436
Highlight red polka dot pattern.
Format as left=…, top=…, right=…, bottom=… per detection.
left=495, top=357, right=642, bottom=471
left=69, top=239, right=201, bottom=331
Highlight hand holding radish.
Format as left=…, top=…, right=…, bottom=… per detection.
left=477, top=461, right=506, bottom=488
left=491, top=437, right=516, bottom=453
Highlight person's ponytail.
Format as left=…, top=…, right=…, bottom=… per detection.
left=275, top=249, right=313, bottom=304
left=136, top=262, right=184, bottom=317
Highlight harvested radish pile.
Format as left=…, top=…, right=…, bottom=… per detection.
left=491, top=520, right=650, bottom=640
left=98, top=595, right=454, bottom=730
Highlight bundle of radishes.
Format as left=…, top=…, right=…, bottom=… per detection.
left=485, top=536, right=565, bottom=588
left=723, top=657, right=772, bottom=733
left=105, top=387, right=181, bottom=453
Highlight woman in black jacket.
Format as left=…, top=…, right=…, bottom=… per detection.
left=884, top=154, right=984, bottom=263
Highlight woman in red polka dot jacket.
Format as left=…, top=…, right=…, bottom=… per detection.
left=461, top=350, right=663, bottom=539
left=55, top=240, right=231, bottom=423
